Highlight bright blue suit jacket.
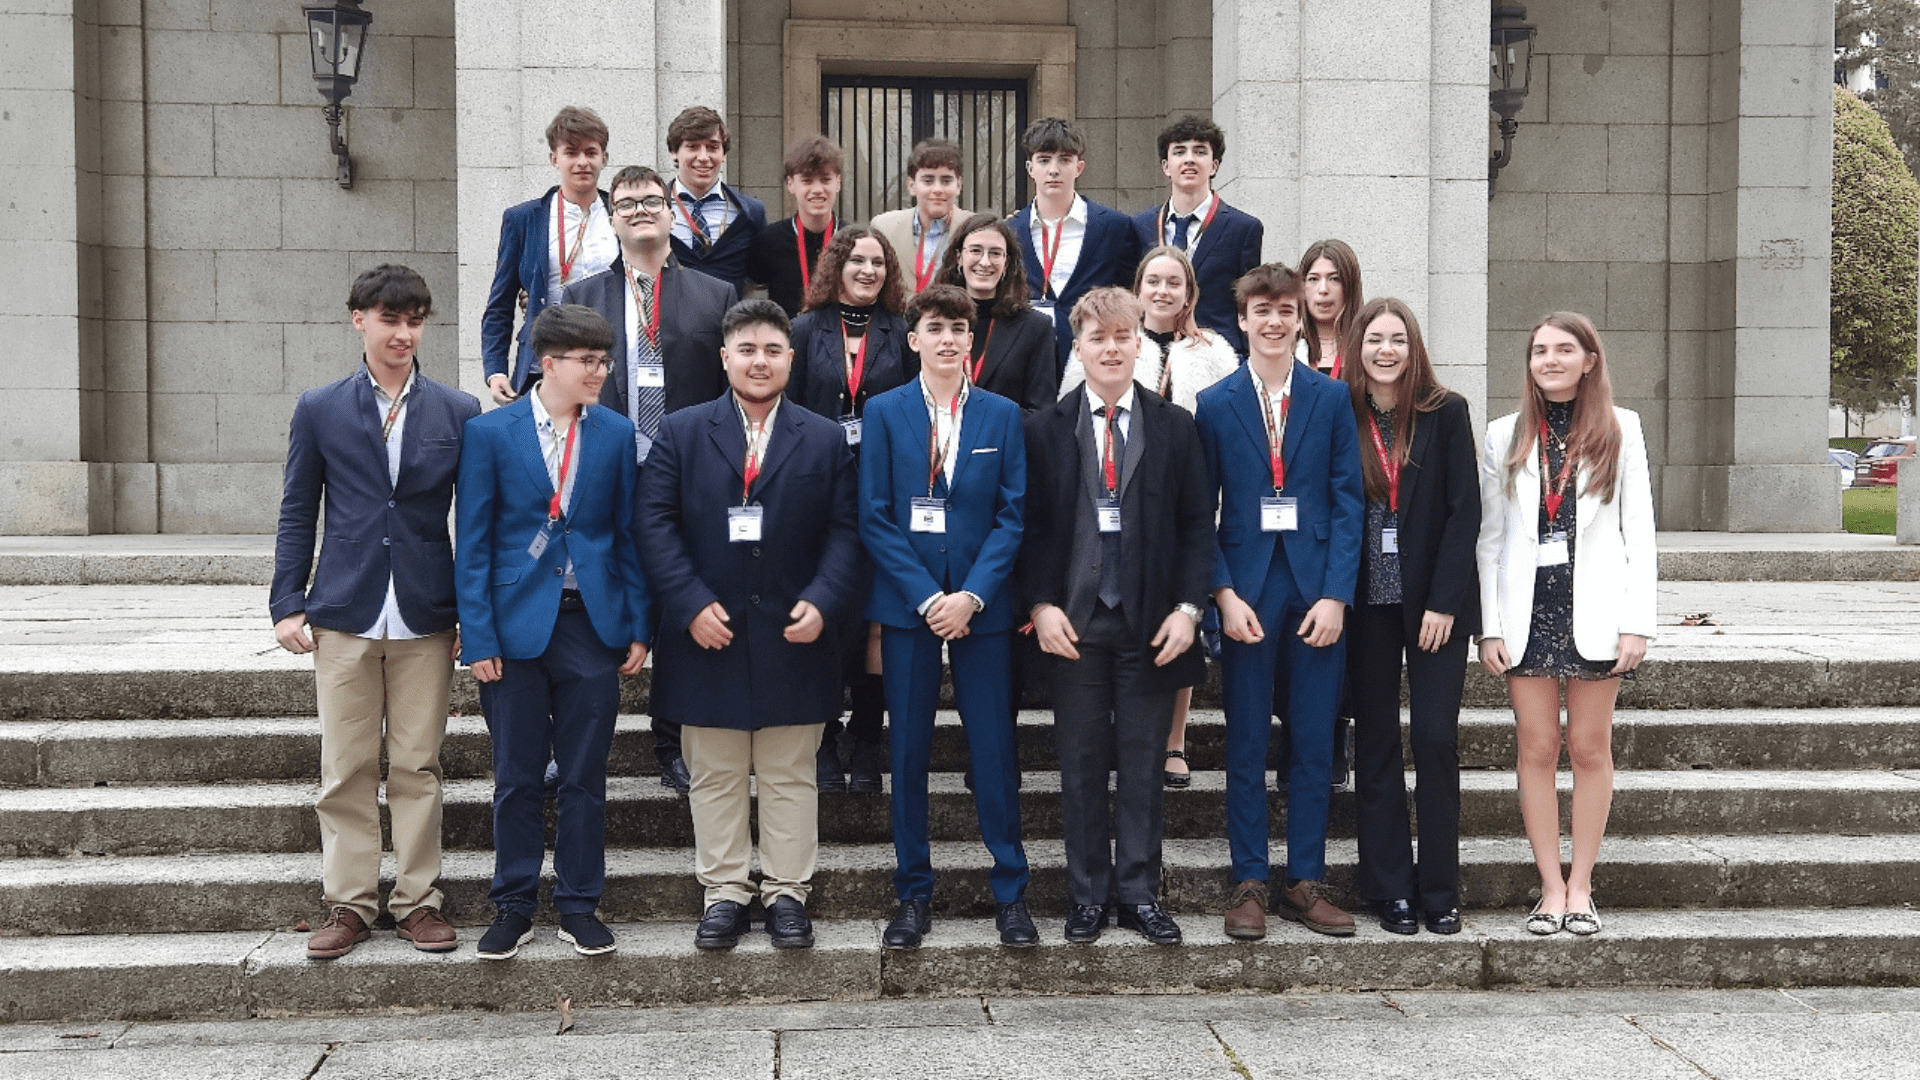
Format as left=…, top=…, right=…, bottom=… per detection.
left=481, top=186, right=611, bottom=395
left=1009, top=199, right=1142, bottom=375
left=1130, top=198, right=1264, bottom=355
left=858, top=381, right=1026, bottom=634
left=455, top=397, right=651, bottom=662
left=1194, top=361, right=1363, bottom=608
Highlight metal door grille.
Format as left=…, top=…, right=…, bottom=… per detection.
left=822, top=75, right=1029, bottom=224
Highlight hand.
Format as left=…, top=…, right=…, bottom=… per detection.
left=273, top=612, right=314, bottom=654
left=926, top=593, right=976, bottom=640
left=1296, top=598, right=1346, bottom=648
left=450, top=630, right=462, bottom=663
left=471, top=656, right=504, bottom=682
left=1478, top=637, right=1511, bottom=676
left=1610, top=633, right=1648, bottom=675
left=1417, top=610, right=1456, bottom=653
left=690, top=602, right=734, bottom=650
left=619, top=641, right=648, bottom=675
left=1033, top=604, right=1080, bottom=660
left=487, top=374, right=518, bottom=405
left=1215, top=588, right=1263, bottom=643
left=1150, top=610, right=1197, bottom=667
left=785, top=600, right=824, bottom=643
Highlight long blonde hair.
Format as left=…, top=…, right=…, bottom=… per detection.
left=1504, top=311, right=1623, bottom=503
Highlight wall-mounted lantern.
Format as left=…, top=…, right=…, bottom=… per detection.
left=303, top=0, right=373, bottom=189
left=1489, top=4, right=1537, bottom=185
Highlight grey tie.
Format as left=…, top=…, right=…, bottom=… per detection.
left=1096, top=405, right=1125, bottom=610
left=631, top=273, right=666, bottom=462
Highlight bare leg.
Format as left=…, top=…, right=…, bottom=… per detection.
left=1508, top=675, right=1567, bottom=911
left=1562, top=676, right=1620, bottom=913
left=1164, top=687, right=1192, bottom=779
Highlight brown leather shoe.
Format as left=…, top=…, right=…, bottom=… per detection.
left=306, top=906, right=371, bottom=959
left=1223, top=880, right=1269, bottom=940
left=1276, top=880, right=1356, bottom=937
left=396, top=906, right=458, bottom=953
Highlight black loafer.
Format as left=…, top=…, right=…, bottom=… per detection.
left=765, top=896, right=815, bottom=949
left=1424, top=908, right=1462, bottom=935
left=884, top=898, right=931, bottom=949
left=1064, top=904, right=1109, bottom=943
left=1375, top=898, right=1419, bottom=935
left=660, top=755, right=692, bottom=795
left=1116, top=903, right=1183, bottom=945
left=996, top=900, right=1038, bottom=948
left=846, top=738, right=884, bottom=793
left=695, top=900, right=750, bottom=951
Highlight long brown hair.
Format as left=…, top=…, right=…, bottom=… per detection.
left=800, top=225, right=906, bottom=314
left=935, top=213, right=1031, bottom=319
left=1298, top=238, right=1362, bottom=369
left=1132, top=245, right=1212, bottom=344
left=1340, top=298, right=1449, bottom=504
left=1504, top=311, right=1624, bottom=503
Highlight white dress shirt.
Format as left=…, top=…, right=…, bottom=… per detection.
left=1162, top=191, right=1217, bottom=255
left=1029, top=194, right=1088, bottom=301
left=1251, top=361, right=1293, bottom=480
left=358, top=364, right=422, bottom=640
left=914, top=376, right=983, bottom=616
left=546, top=192, right=617, bottom=301
left=670, top=178, right=736, bottom=249
left=1087, top=383, right=1137, bottom=461
left=530, top=387, right=581, bottom=589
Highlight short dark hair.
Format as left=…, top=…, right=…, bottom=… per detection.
left=607, top=165, right=668, bottom=198
left=1233, top=263, right=1306, bottom=317
left=529, top=304, right=615, bottom=372
left=905, top=283, right=974, bottom=331
left=722, top=298, right=792, bottom=342
left=347, top=264, right=432, bottom=318
left=666, top=105, right=729, bottom=153
left=1157, top=115, right=1225, bottom=162
left=906, top=138, right=963, bottom=176
left=935, top=214, right=1030, bottom=319
left=1021, top=117, right=1085, bottom=160
left=545, top=106, right=609, bottom=153
left=783, top=134, right=844, bottom=180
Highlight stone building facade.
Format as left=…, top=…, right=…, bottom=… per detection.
left=1, top=0, right=1834, bottom=533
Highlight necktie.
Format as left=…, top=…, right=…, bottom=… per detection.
left=681, top=193, right=713, bottom=252
left=1095, top=405, right=1126, bottom=610
left=631, top=274, right=666, bottom=462
left=1171, top=213, right=1193, bottom=252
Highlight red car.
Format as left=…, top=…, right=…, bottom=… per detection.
left=1854, top=438, right=1916, bottom=486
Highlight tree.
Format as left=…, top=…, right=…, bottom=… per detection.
left=1833, top=86, right=1920, bottom=429
left=1837, top=0, right=1920, bottom=179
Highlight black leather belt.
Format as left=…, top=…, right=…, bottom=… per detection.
left=559, top=589, right=586, bottom=612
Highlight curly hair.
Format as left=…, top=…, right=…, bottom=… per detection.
left=800, top=226, right=906, bottom=314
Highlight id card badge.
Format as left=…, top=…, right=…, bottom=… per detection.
left=1537, top=530, right=1570, bottom=567
left=527, top=520, right=554, bottom=559
left=1095, top=497, right=1122, bottom=533
left=839, top=416, right=862, bottom=446
left=1259, top=496, right=1299, bottom=532
left=909, top=496, right=948, bottom=534
left=1381, top=526, right=1399, bottom=554
left=727, top=505, right=764, bottom=543
left=1033, top=299, right=1057, bottom=330
left=634, top=363, right=666, bottom=388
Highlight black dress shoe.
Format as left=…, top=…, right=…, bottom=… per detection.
left=765, top=896, right=814, bottom=949
left=995, top=900, right=1038, bottom=948
left=884, top=898, right=931, bottom=949
left=1424, top=908, right=1462, bottom=935
left=846, top=738, right=883, bottom=793
left=1375, top=899, right=1419, bottom=935
left=816, top=740, right=847, bottom=794
left=1064, top=904, right=1109, bottom=943
left=1116, top=903, right=1183, bottom=945
left=660, top=755, right=692, bottom=795
left=695, top=900, right=750, bottom=951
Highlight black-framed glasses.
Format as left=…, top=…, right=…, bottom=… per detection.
left=611, top=196, right=669, bottom=216
left=559, top=352, right=615, bottom=374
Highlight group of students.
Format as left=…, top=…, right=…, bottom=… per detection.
left=270, top=103, right=1658, bottom=965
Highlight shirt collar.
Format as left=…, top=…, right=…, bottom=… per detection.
left=1170, top=190, right=1216, bottom=223
left=364, top=362, right=417, bottom=403
left=1087, top=382, right=1136, bottom=420
left=1250, top=359, right=1294, bottom=400
left=919, top=374, right=969, bottom=414
left=913, top=212, right=948, bottom=240
left=673, top=178, right=726, bottom=204
left=1032, top=194, right=1088, bottom=228
left=734, top=392, right=780, bottom=432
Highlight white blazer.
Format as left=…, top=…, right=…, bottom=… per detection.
left=1474, top=406, right=1658, bottom=662
left=1058, top=330, right=1240, bottom=413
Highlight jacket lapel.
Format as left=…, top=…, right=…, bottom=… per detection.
left=971, top=314, right=1002, bottom=387
left=1118, top=386, right=1148, bottom=501
left=1403, top=405, right=1437, bottom=505
left=393, top=371, right=429, bottom=493
left=351, top=370, right=393, bottom=491
left=1012, top=206, right=1046, bottom=297
left=1188, top=199, right=1229, bottom=269
left=563, top=406, right=605, bottom=516
left=1228, top=366, right=1271, bottom=474
left=750, top=399, right=805, bottom=493
left=512, top=401, right=555, bottom=500
left=1279, top=362, right=1321, bottom=482
left=1059, top=210, right=1103, bottom=299
left=1069, top=389, right=1102, bottom=505
left=1514, top=422, right=1541, bottom=539
left=945, top=389, right=985, bottom=496
left=708, top=398, right=748, bottom=483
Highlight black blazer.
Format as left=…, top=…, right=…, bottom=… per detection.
left=1360, top=391, right=1482, bottom=638
left=972, top=308, right=1058, bottom=412
left=562, top=255, right=738, bottom=423
left=785, top=305, right=917, bottom=424
left=1018, top=384, right=1216, bottom=694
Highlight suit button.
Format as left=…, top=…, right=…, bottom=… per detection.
left=749, top=594, right=761, bottom=606
left=381, top=537, right=390, bottom=546
left=554, top=567, right=564, bottom=577
left=750, top=546, right=762, bottom=558
left=388, top=500, right=396, bottom=508
left=938, top=545, right=947, bottom=553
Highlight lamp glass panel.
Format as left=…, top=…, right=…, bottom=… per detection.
left=306, top=12, right=338, bottom=77
left=336, top=20, right=366, bottom=80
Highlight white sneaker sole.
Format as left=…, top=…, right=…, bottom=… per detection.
left=558, top=927, right=618, bottom=956
left=476, top=928, right=534, bottom=961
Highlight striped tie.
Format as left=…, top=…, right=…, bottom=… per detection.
left=631, top=274, right=666, bottom=463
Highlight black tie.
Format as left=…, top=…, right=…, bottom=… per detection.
left=1095, top=405, right=1126, bottom=610
left=1170, top=212, right=1193, bottom=251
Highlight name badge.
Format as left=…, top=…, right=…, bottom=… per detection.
left=1095, top=497, right=1122, bottom=533
left=910, top=496, right=947, bottom=534
left=1259, top=496, right=1299, bottom=533
left=1537, top=530, right=1570, bottom=567
left=634, top=363, right=666, bottom=388
left=727, top=505, right=764, bottom=543
left=839, top=416, right=862, bottom=446
left=1033, top=299, right=1057, bottom=329
left=1381, top=526, right=1399, bottom=555
left=527, top=521, right=554, bottom=559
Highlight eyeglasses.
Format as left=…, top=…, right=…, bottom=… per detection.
left=558, top=352, right=615, bottom=374
left=962, top=245, right=1007, bottom=262
left=611, top=196, right=669, bottom=216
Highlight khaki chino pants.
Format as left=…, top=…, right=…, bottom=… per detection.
left=313, top=627, right=455, bottom=923
left=682, top=723, right=824, bottom=908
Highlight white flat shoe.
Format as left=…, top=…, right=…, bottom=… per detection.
left=1562, top=901, right=1601, bottom=936
left=1526, top=901, right=1563, bottom=936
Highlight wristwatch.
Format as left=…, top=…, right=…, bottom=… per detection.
left=1175, top=602, right=1204, bottom=623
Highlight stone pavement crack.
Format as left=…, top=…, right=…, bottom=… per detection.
left=1205, top=1019, right=1254, bottom=1080
left=978, top=995, right=995, bottom=1024
left=772, top=1028, right=782, bottom=1079
left=300, top=1039, right=342, bottom=1080
left=1775, top=988, right=1821, bottom=1013
left=1625, top=1016, right=1721, bottom=1080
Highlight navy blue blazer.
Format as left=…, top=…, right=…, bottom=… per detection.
left=455, top=398, right=651, bottom=662
left=560, top=255, right=738, bottom=424
left=271, top=366, right=481, bottom=634
left=785, top=305, right=917, bottom=424
left=668, top=182, right=767, bottom=295
left=638, top=396, right=867, bottom=730
left=1194, top=361, right=1363, bottom=609
left=482, top=186, right=612, bottom=396
left=858, top=382, right=1026, bottom=633
left=1130, top=198, right=1264, bottom=355
left=1009, top=199, right=1143, bottom=374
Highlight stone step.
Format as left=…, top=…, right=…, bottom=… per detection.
left=4, top=907, right=1917, bottom=1023
left=5, top=708, right=1915, bottom=787
left=4, top=835, right=1915, bottom=936
left=3, top=769, right=1916, bottom=858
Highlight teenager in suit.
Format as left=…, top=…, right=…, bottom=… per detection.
left=746, top=135, right=844, bottom=317
left=1130, top=116, right=1264, bottom=355
left=1476, top=312, right=1655, bottom=938
left=788, top=225, right=915, bottom=793
left=638, top=300, right=866, bottom=952
left=871, top=138, right=972, bottom=296
left=1197, top=263, right=1363, bottom=940
left=1008, top=118, right=1142, bottom=375
left=456, top=304, right=651, bottom=961
left=934, top=213, right=1056, bottom=411
left=860, top=283, right=1033, bottom=950
left=481, top=107, right=617, bottom=404
left=272, top=265, right=480, bottom=960
left=1298, top=238, right=1363, bottom=376
left=1339, top=298, right=1480, bottom=936
left=666, top=106, right=767, bottom=294
left=1021, top=287, right=1214, bottom=945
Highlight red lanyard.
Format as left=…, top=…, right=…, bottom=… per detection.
left=1035, top=211, right=1066, bottom=298
left=378, top=378, right=410, bottom=441
left=676, top=191, right=713, bottom=243
left=1258, top=375, right=1290, bottom=492
left=1157, top=194, right=1220, bottom=247
left=969, top=319, right=997, bottom=384
left=796, top=217, right=833, bottom=293
left=844, top=323, right=868, bottom=402
left=547, top=414, right=580, bottom=521
left=913, top=218, right=940, bottom=292
left=1100, top=407, right=1121, bottom=495
left=1326, top=351, right=1342, bottom=379
left=926, top=389, right=964, bottom=493
left=556, top=196, right=592, bottom=284
left=742, top=414, right=768, bottom=501
left=1539, top=419, right=1575, bottom=523
left=1368, top=414, right=1400, bottom=512
left=629, top=269, right=661, bottom=347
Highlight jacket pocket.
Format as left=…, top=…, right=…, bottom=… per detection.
left=492, top=566, right=522, bottom=586
left=1219, top=525, right=1245, bottom=545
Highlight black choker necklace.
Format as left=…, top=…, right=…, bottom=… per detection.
left=840, top=305, right=874, bottom=332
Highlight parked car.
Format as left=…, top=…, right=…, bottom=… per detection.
left=1830, top=447, right=1859, bottom=490
left=1854, top=438, right=1916, bottom=487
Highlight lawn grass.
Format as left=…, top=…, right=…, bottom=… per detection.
left=1831, top=436, right=1874, bottom=455
left=1843, top=486, right=1897, bottom=534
